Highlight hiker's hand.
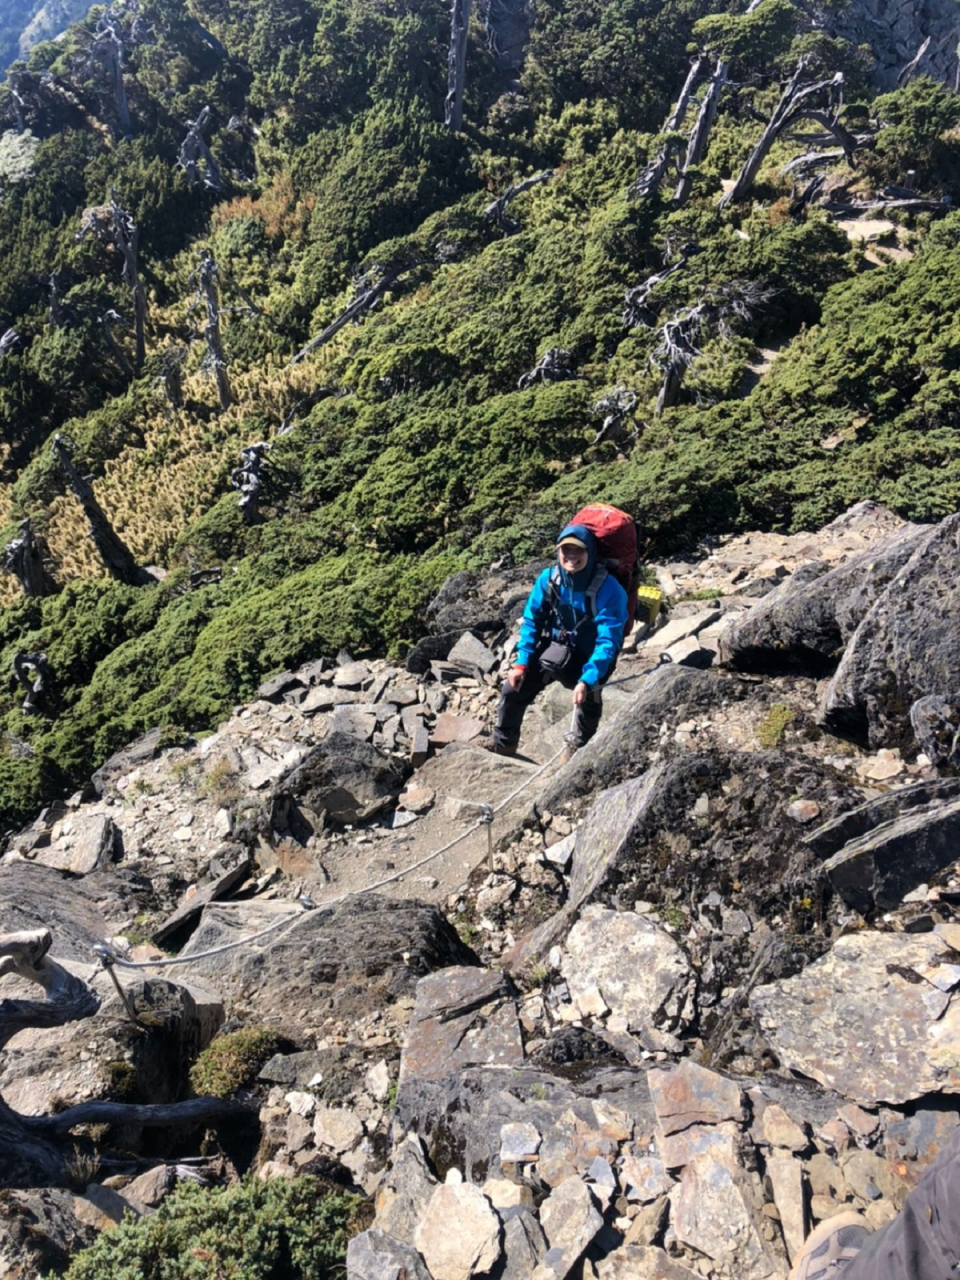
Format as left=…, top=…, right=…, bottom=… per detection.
left=573, top=682, right=589, bottom=706
left=508, top=666, right=526, bottom=691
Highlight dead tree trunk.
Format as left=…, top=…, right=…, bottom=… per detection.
left=91, top=18, right=132, bottom=137
left=230, top=442, right=270, bottom=524
left=197, top=250, right=232, bottom=410
left=484, top=169, right=554, bottom=233
left=290, top=264, right=413, bottom=365
left=673, top=58, right=727, bottom=206
left=110, top=196, right=147, bottom=371
left=178, top=106, right=222, bottom=190
left=719, top=66, right=846, bottom=210
left=0, top=930, right=246, bottom=1188
left=52, top=435, right=143, bottom=585
left=444, top=0, right=473, bottom=132
left=2, top=518, right=55, bottom=597
left=629, top=58, right=703, bottom=201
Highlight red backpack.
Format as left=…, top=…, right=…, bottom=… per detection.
left=571, top=503, right=642, bottom=634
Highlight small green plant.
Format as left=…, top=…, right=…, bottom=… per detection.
left=165, top=757, right=195, bottom=785
left=682, top=588, right=723, bottom=601
left=198, top=755, right=243, bottom=807
left=55, top=1175, right=366, bottom=1279
left=64, top=1143, right=100, bottom=1191
left=189, top=1027, right=287, bottom=1098
left=757, top=703, right=797, bottom=749
left=102, top=1059, right=138, bottom=1101
left=456, top=919, right=479, bottom=948
left=385, top=1079, right=398, bottom=1109
left=526, top=962, right=550, bottom=987
left=660, top=904, right=687, bottom=930
left=529, top=1082, right=549, bottom=1101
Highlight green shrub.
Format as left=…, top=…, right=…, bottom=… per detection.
left=56, top=1175, right=364, bottom=1279
left=189, top=1028, right=287, bottom=1099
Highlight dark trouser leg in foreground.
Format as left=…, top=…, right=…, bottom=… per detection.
left=841, top=1125, right=960, bottom=1280
left=493, top=651, right=605, bottom=753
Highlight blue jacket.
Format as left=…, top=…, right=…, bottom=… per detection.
left=516, top=552, right=628, bottom=687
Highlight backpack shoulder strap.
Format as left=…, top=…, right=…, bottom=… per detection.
left=585, top=564, right=608, bottom=619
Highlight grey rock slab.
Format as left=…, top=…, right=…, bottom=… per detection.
left=332, top=661, right=372, bottom=688
left=500, top=1207, right=548, bottom=1280
left=539, top=1176, right=604, bottom=1279
left=658, top=1120, right=742, bottom=1171
left=648, top=1060, right=743, bottom=1135
left=31, top=813, right=116, bottom=875
left=804, top=778, right=960, bottom=860
left=750, top=931, right=960, bottom=1105
left=91, top=727, right=164, bottom=796
left=671, top=1145, right=780, bottom=1279
left=910, top=695, right=960, bottom=770
left=301, top=685, right=363, bottom=713
left=500, top=1121, right=541, bottom=1163
left=447, top=631, right=498, bottom=674
left=429, top=712, right=485, bottom=747
left=271, top=730, right=404, bottom=824
left=663, top=636, right=713, bottom=668
left=414, top=1182, right=502, bottom=1280
left=649, top=609, right=723, bottom=649
left=258, top=1050, right=327, bottom=1086
left=151, top=857, right=250, bottom=944
left=330, top=707, right=377, bottom=742
left=820, top=513, right=960, bottom=746
left=766, top=1153, right=806, bottom=1263
left=562, top=904, right=695, bottom=1035
left=314, top=1102, right=364, bottom=1154
left=596, top=1247, right=701, bottom=1279
left=621, top=1155, right=673, bottom=1204
left=347, top=1228, right=432, bottom=1280
left=720, top=519, right=926, bottom=676
left=819, top=792, right=960, bottom=914
left=257, top=670, right=304, bottom=702
left=399, top=966, right=523, bottom=1085
left=374, top=1134, right=438, bottom=1246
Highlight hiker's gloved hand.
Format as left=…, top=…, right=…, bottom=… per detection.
left=573, top=682, right=589, bottom=705
left=508, top=665, right=526, bottom=691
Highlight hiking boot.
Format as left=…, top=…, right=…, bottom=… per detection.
left=478, top=735, right=517, bottom=758
left=789, top=1212, right=872, bottom=1280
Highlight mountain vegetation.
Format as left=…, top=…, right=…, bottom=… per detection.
left=0, top=0, right=957, bottom=829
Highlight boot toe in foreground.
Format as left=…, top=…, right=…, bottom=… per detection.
left=788, top=1211, right=872, bottom=1280
left=479, top=735, right=517, bottom=758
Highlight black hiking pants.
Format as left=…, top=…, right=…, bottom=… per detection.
left=493, top=642, right=606, bottom=752
left=843, top=1124, right=960, bottom=1279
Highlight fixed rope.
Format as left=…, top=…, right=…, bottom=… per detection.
left=93, top=729, right=570, bottom=976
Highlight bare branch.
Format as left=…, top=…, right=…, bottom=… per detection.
left=444, top=0, right=473, bottom=132
left=630, top=58, right=703, bottom=201
left=484, top=170, right=554, bottom=233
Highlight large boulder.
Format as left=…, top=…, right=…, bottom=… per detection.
left=820, top=514, right=960, bottom=746
left=719, top=520, right=927, bottom=675
left=269, top=730, right=405, bottom=827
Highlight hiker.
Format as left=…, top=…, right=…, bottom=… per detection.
left=486, top=523, right=629, bottom=761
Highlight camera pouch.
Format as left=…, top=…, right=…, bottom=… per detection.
left=539, top=640, right=575, bottom=677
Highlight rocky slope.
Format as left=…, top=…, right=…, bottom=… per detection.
left=3, top=500, right=960, bottom=1277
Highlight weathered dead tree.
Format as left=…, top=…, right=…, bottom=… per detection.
left=718, top=65, right=848, bottom=211
left=230, top=442, right=270, bottom=524
left=0, top=929, right=246, bottom=1188
left=629, top=58, right=703, bottom=201
left=898, top=36, right=932, bottom=87
left=52, top=434, right=143, bottom=585
left=78, top=196, right=148, bottom=371
left=178, top=106, right=223, bottom=191
left=444, top=0, right=473, bottom=131
left=89, top=16, right=133, bottom=136
left=591, top=387, right=638, bottom=445
left=290, top=263, right=419, bottom=365
left=622, top=253, right=692, bottom=328
left=47, top=272, right=66, bottom=328
left=196, top=250, right=232, bottom=410
left=0, top=328, right=20, bottom=357
left=674, top=58, right=727, bottom=206
left=3, top=519, right=55, bottom=597
left=651, top=280, right=774, bottom=416
left=789, top=173, right=826, bottom=218
left=100, top=309, right=134, bottom=380
left=480, top=0, right=531, bottom=78
left=12, top=652, right=50, bottom=715
left=484, top=169, right=554, bottom=233
left=517, top=347, right=576, bottom=391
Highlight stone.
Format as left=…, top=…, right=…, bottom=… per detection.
left=499, top=1121, right=541, bottom=1163
left=651, top=609, right=723, bottom=649
left=313, top=1103, right=364, bottom=1154
left=91, top=727, right=164, bottom=796
left=333, top=662, right=372, bottom=688
left=544, top=831, right=575, bottom=871
left=301, top=685, right=362, bottom=713
left=620, top=1154, right=673, bottom=1203
left=821, top=514, right=960, bottom=747
left=399, top=967, right=523, bottom=1087
left=671, top=1146, right=781, bottom=1279
left=596, top=1247, right=701, bottom=1279
left=121, top=1165, right=172, bottom=1213
left=271, top=731, right=405, bottom=825
left=649, top=1061, right=743, bottom=1134
left=664, top=636, right=714, bottom=668
left=347, top=1228, right=432, bottom=1280
left=32, top=814, right=116, bottom=875
left=330, top=708, right=377, bottom=742
left=562, top=905, right=695, bottom=1038
left=430, top=712, right=485, bottom=747
left=838, top=1103, right=879, bottom=1139
left=500, top=1207, right=548, bottom=1280
left=765, top=1153, right=806, bottom=1262
left=365, top=1059, right=390, bottom=1101
left=481, top=1178, right=534, bottom=1210
left=73, top=1184, right=131, bottom=1229
left=414, top=1182, right=501, bottom=1280
left=539, top=1176, right=604, bottom=1279
left=151, top=857, right=250, bottom=944
left=374, top=1135, right=438, bottom=1246
left=758, top=1103, right=807, bottom=1151
left=398, top=786, right=435, bottom=813
left=447, top=631, right=498, bottom=674
left=257, top=670, right=303, bottom=702
left=910, top=695, right=960, bottom=770
left=751, top=931, right=960, bottom=1105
